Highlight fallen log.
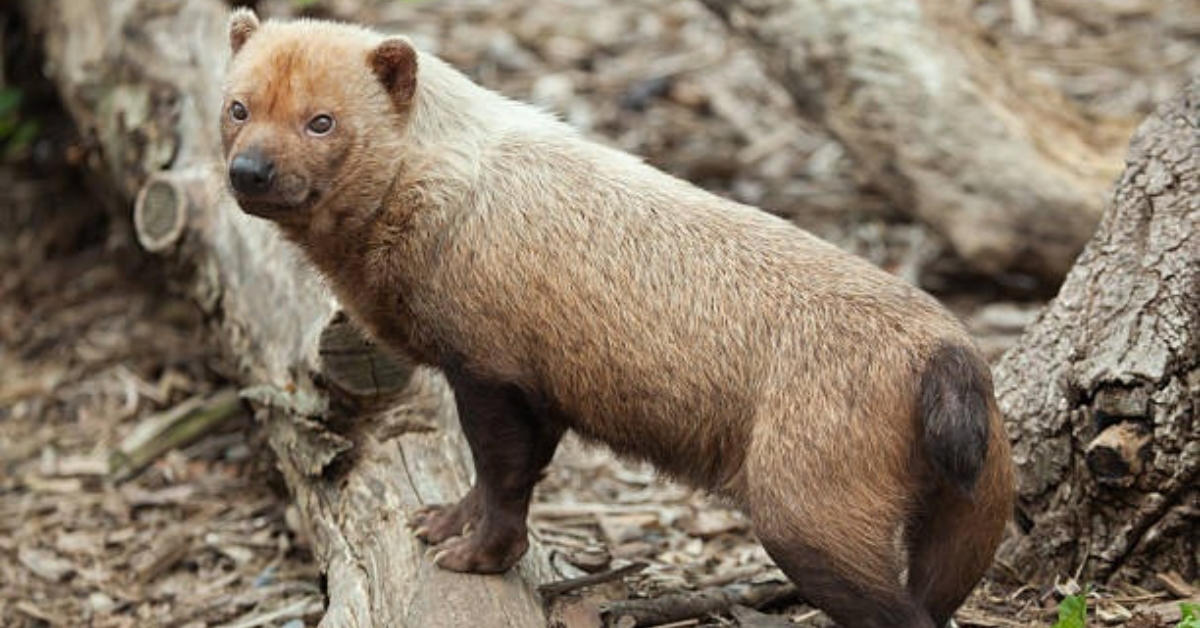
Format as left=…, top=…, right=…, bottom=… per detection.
left=18, top=1, right=555, bottom=626
left=701, top=0, right=1131, bottom=283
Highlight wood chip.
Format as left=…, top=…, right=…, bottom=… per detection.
left=22, top=474, right=84, bottom=494
left=1156, top=571, right=1198, bottom=598
left=678, top=509, right=747, bottom=538
left=532, top=502, right=667, bottom=519
left=1136, top=596, right=1200, bottom=624
left=120, top=483, right=197, bottom=507
left=730, top=604, right=794, bottom=627
left=134, top=532, right=192, bottom=584
left=695, top=565, right=766, bottom=589
left=790, top=609, right=824, bottom=625
left=212, top=595, right=323, bottom=628
left=549, top=598, right=604, bottom=628
left=55, top=530, right=100, bottom=554
left=610, top=540, right=657, bottom=560
left=1096, top=600, right=1133, bottom=623
left=598, top=513, right=660, bottom=545
left=563, top=545, right=612, bottom=573
left=14, top=600, right=65, bottom=625
left=87, top=591, right=118, bottom=614
left=52, top=453, right=109, bottom=476
left=18, top=545, right=76, bottom=582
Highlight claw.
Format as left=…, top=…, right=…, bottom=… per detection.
left=431, top=537, right=466, bottom=568
left=407, top=506, right=435, bottom=528
left=425, top=527, right=528, bottom=574
left=407, top=501, right=477, bottom=545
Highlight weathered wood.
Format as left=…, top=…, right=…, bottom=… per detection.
left=700, top=0, right=1131, bottom=283
left=1085, top=421, right=1152, bottom=487
left=109, top=388, right=244, bottom=482
left=993, top=78, right=1198, bottom=585
left=19, top=1, right=555, bottom=626
left=319, top=312, right=416, bottom=411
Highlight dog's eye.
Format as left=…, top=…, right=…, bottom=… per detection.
left=307, top=114, right=335, bottom=136
left=229, top=101, right=249, bottom=122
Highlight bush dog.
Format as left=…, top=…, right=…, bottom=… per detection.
left=221, top=10, right=1014, bottom=628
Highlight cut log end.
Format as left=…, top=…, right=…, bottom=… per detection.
left=319, top=313, right=415, bottom=410
left=134, top=175, right=189, bottom=252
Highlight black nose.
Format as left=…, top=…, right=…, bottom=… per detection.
left=229, top=151, right=275, bottom=195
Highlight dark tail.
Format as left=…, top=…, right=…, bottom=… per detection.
left=918, top=342, right=992, bottom=496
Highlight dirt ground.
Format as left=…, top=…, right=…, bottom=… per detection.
left=1, top=0, right=1196, bottom=626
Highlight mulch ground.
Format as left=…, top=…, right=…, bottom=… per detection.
left=0, top=165, right=322, bottom=627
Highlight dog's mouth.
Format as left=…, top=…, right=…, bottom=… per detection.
left=229, top=173, right=316, bottom=218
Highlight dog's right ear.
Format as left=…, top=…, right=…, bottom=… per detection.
left=369, top=37, right=419, bottom=108
left=229, top=8, right=260, bottom=56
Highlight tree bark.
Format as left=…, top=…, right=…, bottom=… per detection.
left=700, top=0, right=1131, bottom=284
left=18, top=1, right=555, bottom=626
left=993, top=79, right=1197, bottom=585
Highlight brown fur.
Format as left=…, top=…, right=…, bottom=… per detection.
left=221, top=11, right=1014, bottom=627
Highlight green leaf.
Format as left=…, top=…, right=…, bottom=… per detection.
left=1178, top=602, right=1200, bottom=628
left=4, top=119, right=39, bottom=154
left=0, top=88, right=22, bottom=117
left=0, top=115, right=16, bottom=138
left=1052, top=591, right=1088, bottom=628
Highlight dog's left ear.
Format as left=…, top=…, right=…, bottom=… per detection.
left=229, top=8, right=260, bottom=56
left=369, top=37, right=418, bottom=108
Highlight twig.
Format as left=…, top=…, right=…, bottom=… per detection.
left=214, top=595, right=323, bottom=628
left=955, top=608, right=1032, bottom=628
left=603, top=581, right=799, bottom=627
left=1156, top=571, right=1198, bottom=598
left=538, top=562, right=648, bottom=598
left=134, top=532, right=192, bottom=584
left=645, top=619, right=699, bottom=628
left=531, top=502, right=672, bottom=519
left=1109, top=592, right=1170, bottom=605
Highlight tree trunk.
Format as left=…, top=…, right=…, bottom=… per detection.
left=18, top=1, right=555, bottom=626
left=993, top=78, right=1197, bottom=585
left=700, top=0, right=1131, bottom=284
